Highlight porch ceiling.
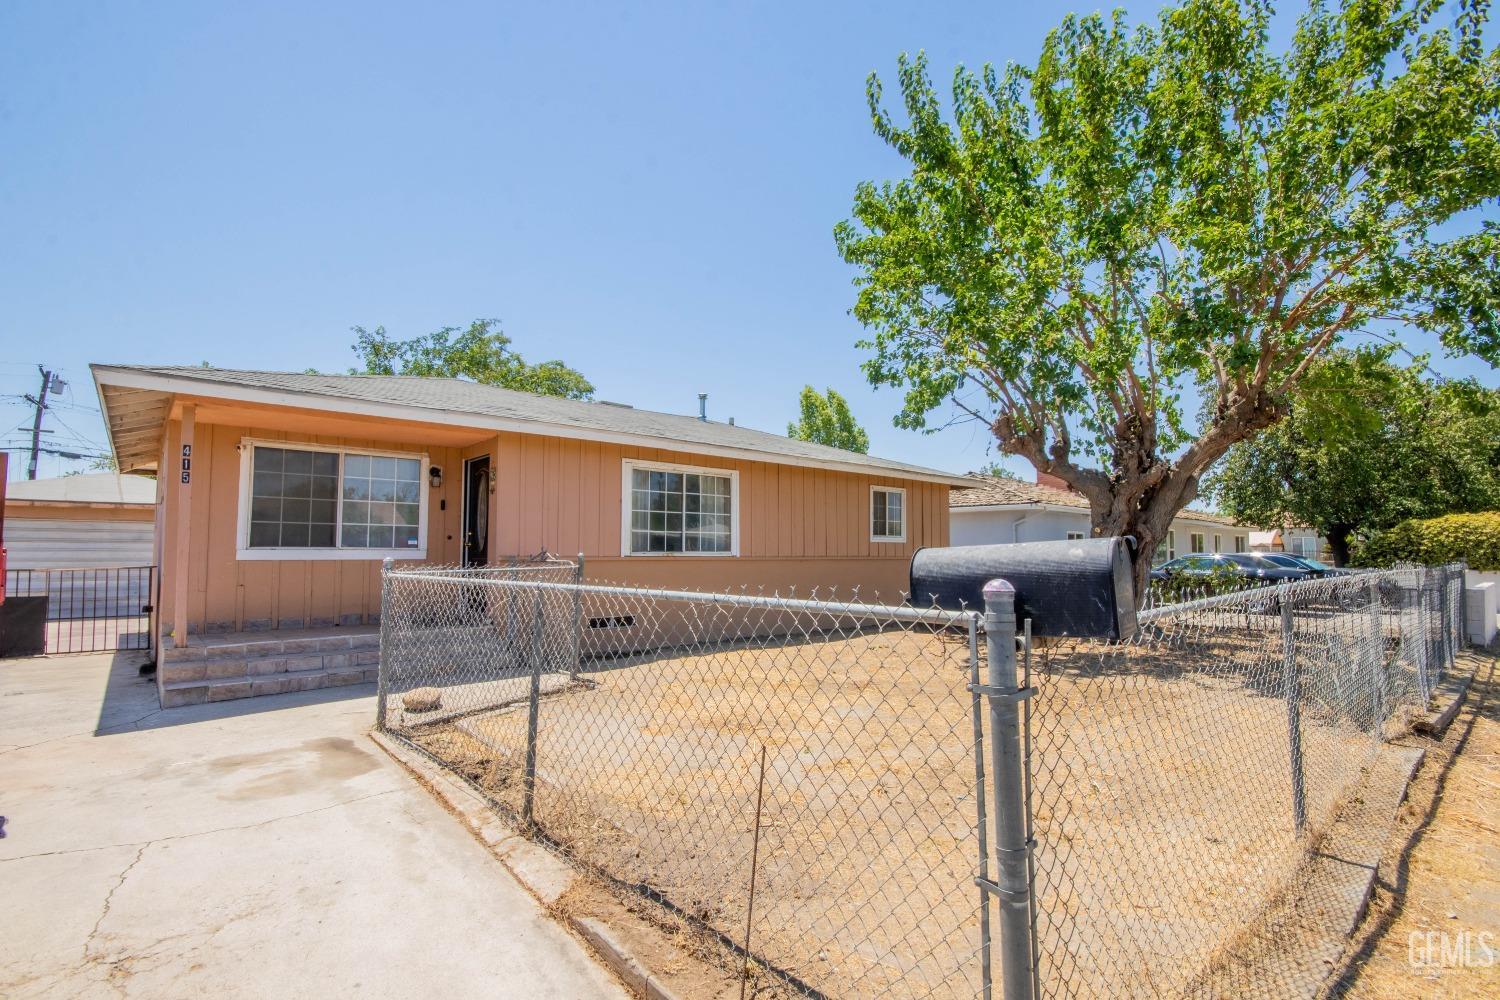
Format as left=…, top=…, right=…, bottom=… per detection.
left=99, top=384, right=172, bottom=474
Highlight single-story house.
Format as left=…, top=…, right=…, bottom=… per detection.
left=2, top=473, right=156, bottom=569
left=1250, top=526, right=1332, bottom=561
left=91, top=365, right=969, bottom=706
left=950, top=473, right=1250, bottom=560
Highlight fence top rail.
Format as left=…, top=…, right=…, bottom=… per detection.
left=1137, top=565, right=1422, bottom=624
left=4, top=565, right=155, bottom=575
left=383, top=569, right=979, bottom=627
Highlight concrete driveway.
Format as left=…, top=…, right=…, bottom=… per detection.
left=0, top=650, right=626, bottom=999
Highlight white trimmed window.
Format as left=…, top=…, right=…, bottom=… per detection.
left=1190, top=532, right=1206, bottom=554
left=871, top=486, right=906, bottom=542
left=1168, top=530, right=1177, bottom=560
left=623, top=460, right=738, bottom=555
left=1213, top=533, right=1222, bottom=553
left=1234, top=535, right=1248, bottom=553
left=1066, top=531, right=1085, bottom=541
left=238, top=441, right=428, bottom=560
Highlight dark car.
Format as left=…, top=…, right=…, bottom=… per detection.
left=1149, top=552, right=1311, bottom=583
left=1265, top=553, right=1354, bottom=577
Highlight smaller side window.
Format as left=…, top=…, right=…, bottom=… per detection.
left=1066, top=531, right=1085, bottom=541
left=871, top=487, right=906, bottom=542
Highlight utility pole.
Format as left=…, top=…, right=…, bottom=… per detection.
left=25, top=366, right=55, bottom=481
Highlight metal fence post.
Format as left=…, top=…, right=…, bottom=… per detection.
left=1368, top=576, right=1385, bottom=739
left=571, top=553, right=585, bottom=681
left=375, top=557, right=394, bottom=733
left=980, top=579, right=1034, bottom=1000
left=1280, top=593, right=1307, bottom=833
left=522, top=584, right=546, bottom=828
left=966, top=613, right=994, bottom=999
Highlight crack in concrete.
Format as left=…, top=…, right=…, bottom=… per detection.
left=83, top=843, right=147, bottom=964
left=0, top=788, right=403, bottom=865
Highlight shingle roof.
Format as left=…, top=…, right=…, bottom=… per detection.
left=950, top=476, right=1086, bottom=509
left=5, top=473, right=155, bottom=506
left=950, top=475, right=1246, bottom=526
left=91, top=365, right=972, bottom=485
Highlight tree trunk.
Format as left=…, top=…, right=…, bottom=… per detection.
left=1088, top=489, right=1186, bottom=609
left=1325, top=524, right=1353, bottom=567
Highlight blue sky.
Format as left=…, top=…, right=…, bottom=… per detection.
left=2, top=0, right=1495, bottom=482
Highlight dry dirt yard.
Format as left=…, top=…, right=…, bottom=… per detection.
left=391, top=602, right=1418, bottom=1000
left=1330, top=652, right=1500, bottom=999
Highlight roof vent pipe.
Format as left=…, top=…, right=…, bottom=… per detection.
left=728, top=417, right=735, bottom=426
left=698, top=393, right=708, bottom=421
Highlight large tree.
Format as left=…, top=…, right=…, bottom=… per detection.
left=352, top=319, right=594, bottom=399
left=1210, top=348, right=1500, bottom=563
left=787, top=386, right=872, bottom=452
left=836, top=0, right=1500, bottom=598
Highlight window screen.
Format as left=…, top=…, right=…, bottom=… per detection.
left=249, top=447, right=339, bottom=548
left=629, top=468, right=733, bottom=553
left=872, top=488, right=905, bottom=540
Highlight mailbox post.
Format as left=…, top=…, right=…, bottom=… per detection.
left=981, top=580, right=1034, bottom=1000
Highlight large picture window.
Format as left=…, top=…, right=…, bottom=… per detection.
left=622, top=460, right=737, bottom=555
left=239, top=442, right=427, bottom=559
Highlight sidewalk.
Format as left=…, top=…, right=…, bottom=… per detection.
left=0, top=650, right=626, bottom=999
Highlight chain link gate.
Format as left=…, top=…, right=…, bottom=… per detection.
left=973, top=562, right=1469, bottom=1000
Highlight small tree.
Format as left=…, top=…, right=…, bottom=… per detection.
left=1211, top=349, right=1500, bottom=563
left=787, top=386, right=872, bottom=453
left=836, top=0, right=1500, bottom=598
left=352, top=319, right=594, bottom=399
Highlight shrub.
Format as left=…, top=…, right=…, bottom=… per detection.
left=1352, top=511, right=1500, bottom=571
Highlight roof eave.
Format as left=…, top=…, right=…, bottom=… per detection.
left=90, top=366, right=972, bottom=487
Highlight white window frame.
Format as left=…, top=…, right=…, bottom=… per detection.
left=1234, top=535, right=1248, bottom=553
left=1213, top=533, right=1222, bottom=553
left=1190, top=532, right=1206, bottom=554
left=620, top=458, right=740, bottom=557
left=870, top=485, right=907, bottom=543
left=1167, top=530, right=1177, bottom=560
left=236, top=438, right=429, bottom=561
left=1065, top=530, right=1085, bottom=541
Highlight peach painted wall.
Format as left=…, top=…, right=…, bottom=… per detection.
left=158, top=415, right=949, bottom=636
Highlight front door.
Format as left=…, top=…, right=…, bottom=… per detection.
left=463, top=456, right=491, bottom=566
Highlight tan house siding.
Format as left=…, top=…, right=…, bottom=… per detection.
left=157, top=411, right=948, bottom=637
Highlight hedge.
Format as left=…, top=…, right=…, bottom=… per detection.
left=1352, top=511, right=1500, bottom=571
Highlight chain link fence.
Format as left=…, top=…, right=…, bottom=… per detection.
left=375, top=560, right=1468, bottom=999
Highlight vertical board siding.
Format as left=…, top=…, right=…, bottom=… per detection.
left=159, top=418, right=951, bottom=633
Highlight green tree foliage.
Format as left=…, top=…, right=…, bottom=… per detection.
left=836, top=0, right=1500, bottom=596
left=972, top=461, right=1021, bottom=479
left=351, top=319, right=594, bottom=400
left=1354, top=511, right=1500, bottom=570
left=1210, top=349, right=1500, bottom=563
left=787, top=386, right=872, bottom=453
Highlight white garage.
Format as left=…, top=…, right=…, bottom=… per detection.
left=3, top=473, right=156, bottom=570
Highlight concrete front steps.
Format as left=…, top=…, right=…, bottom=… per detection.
left=159, top=626, right=380, bottom=708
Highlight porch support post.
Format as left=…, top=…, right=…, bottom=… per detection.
left=172, top=403, right=195, bottom=649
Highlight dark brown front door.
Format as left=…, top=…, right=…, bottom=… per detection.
left=463, top=456, right=490, bottom=566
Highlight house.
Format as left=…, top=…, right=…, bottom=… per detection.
left=950, top=473, right=1250, bottom=560
left=2, top=473, right=156, bottom=569
left=91, top=365, right=969, bottom=706
left=1250, top=526, right=1332, bottom=561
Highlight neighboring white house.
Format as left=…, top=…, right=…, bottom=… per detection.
left=950, top=474, right=1250, bottom=562
left=1249, top=526, right=1332, bottom=561
left=3, top=473, right=157, bottom=569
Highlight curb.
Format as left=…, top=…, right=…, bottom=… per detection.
left=369, top=730, right=687, bottom=1000
left=1414, top=664, right=1476, bottom=737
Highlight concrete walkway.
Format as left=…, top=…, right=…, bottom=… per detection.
left=0, top=651, right=626, bottom=999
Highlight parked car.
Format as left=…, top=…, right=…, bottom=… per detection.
left=1150, top=552, right=1311, bottom=583
left=1263, top=553, right=1353, bottom=576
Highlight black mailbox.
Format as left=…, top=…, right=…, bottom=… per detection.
left=909, top=538, right=1136, bottom=639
